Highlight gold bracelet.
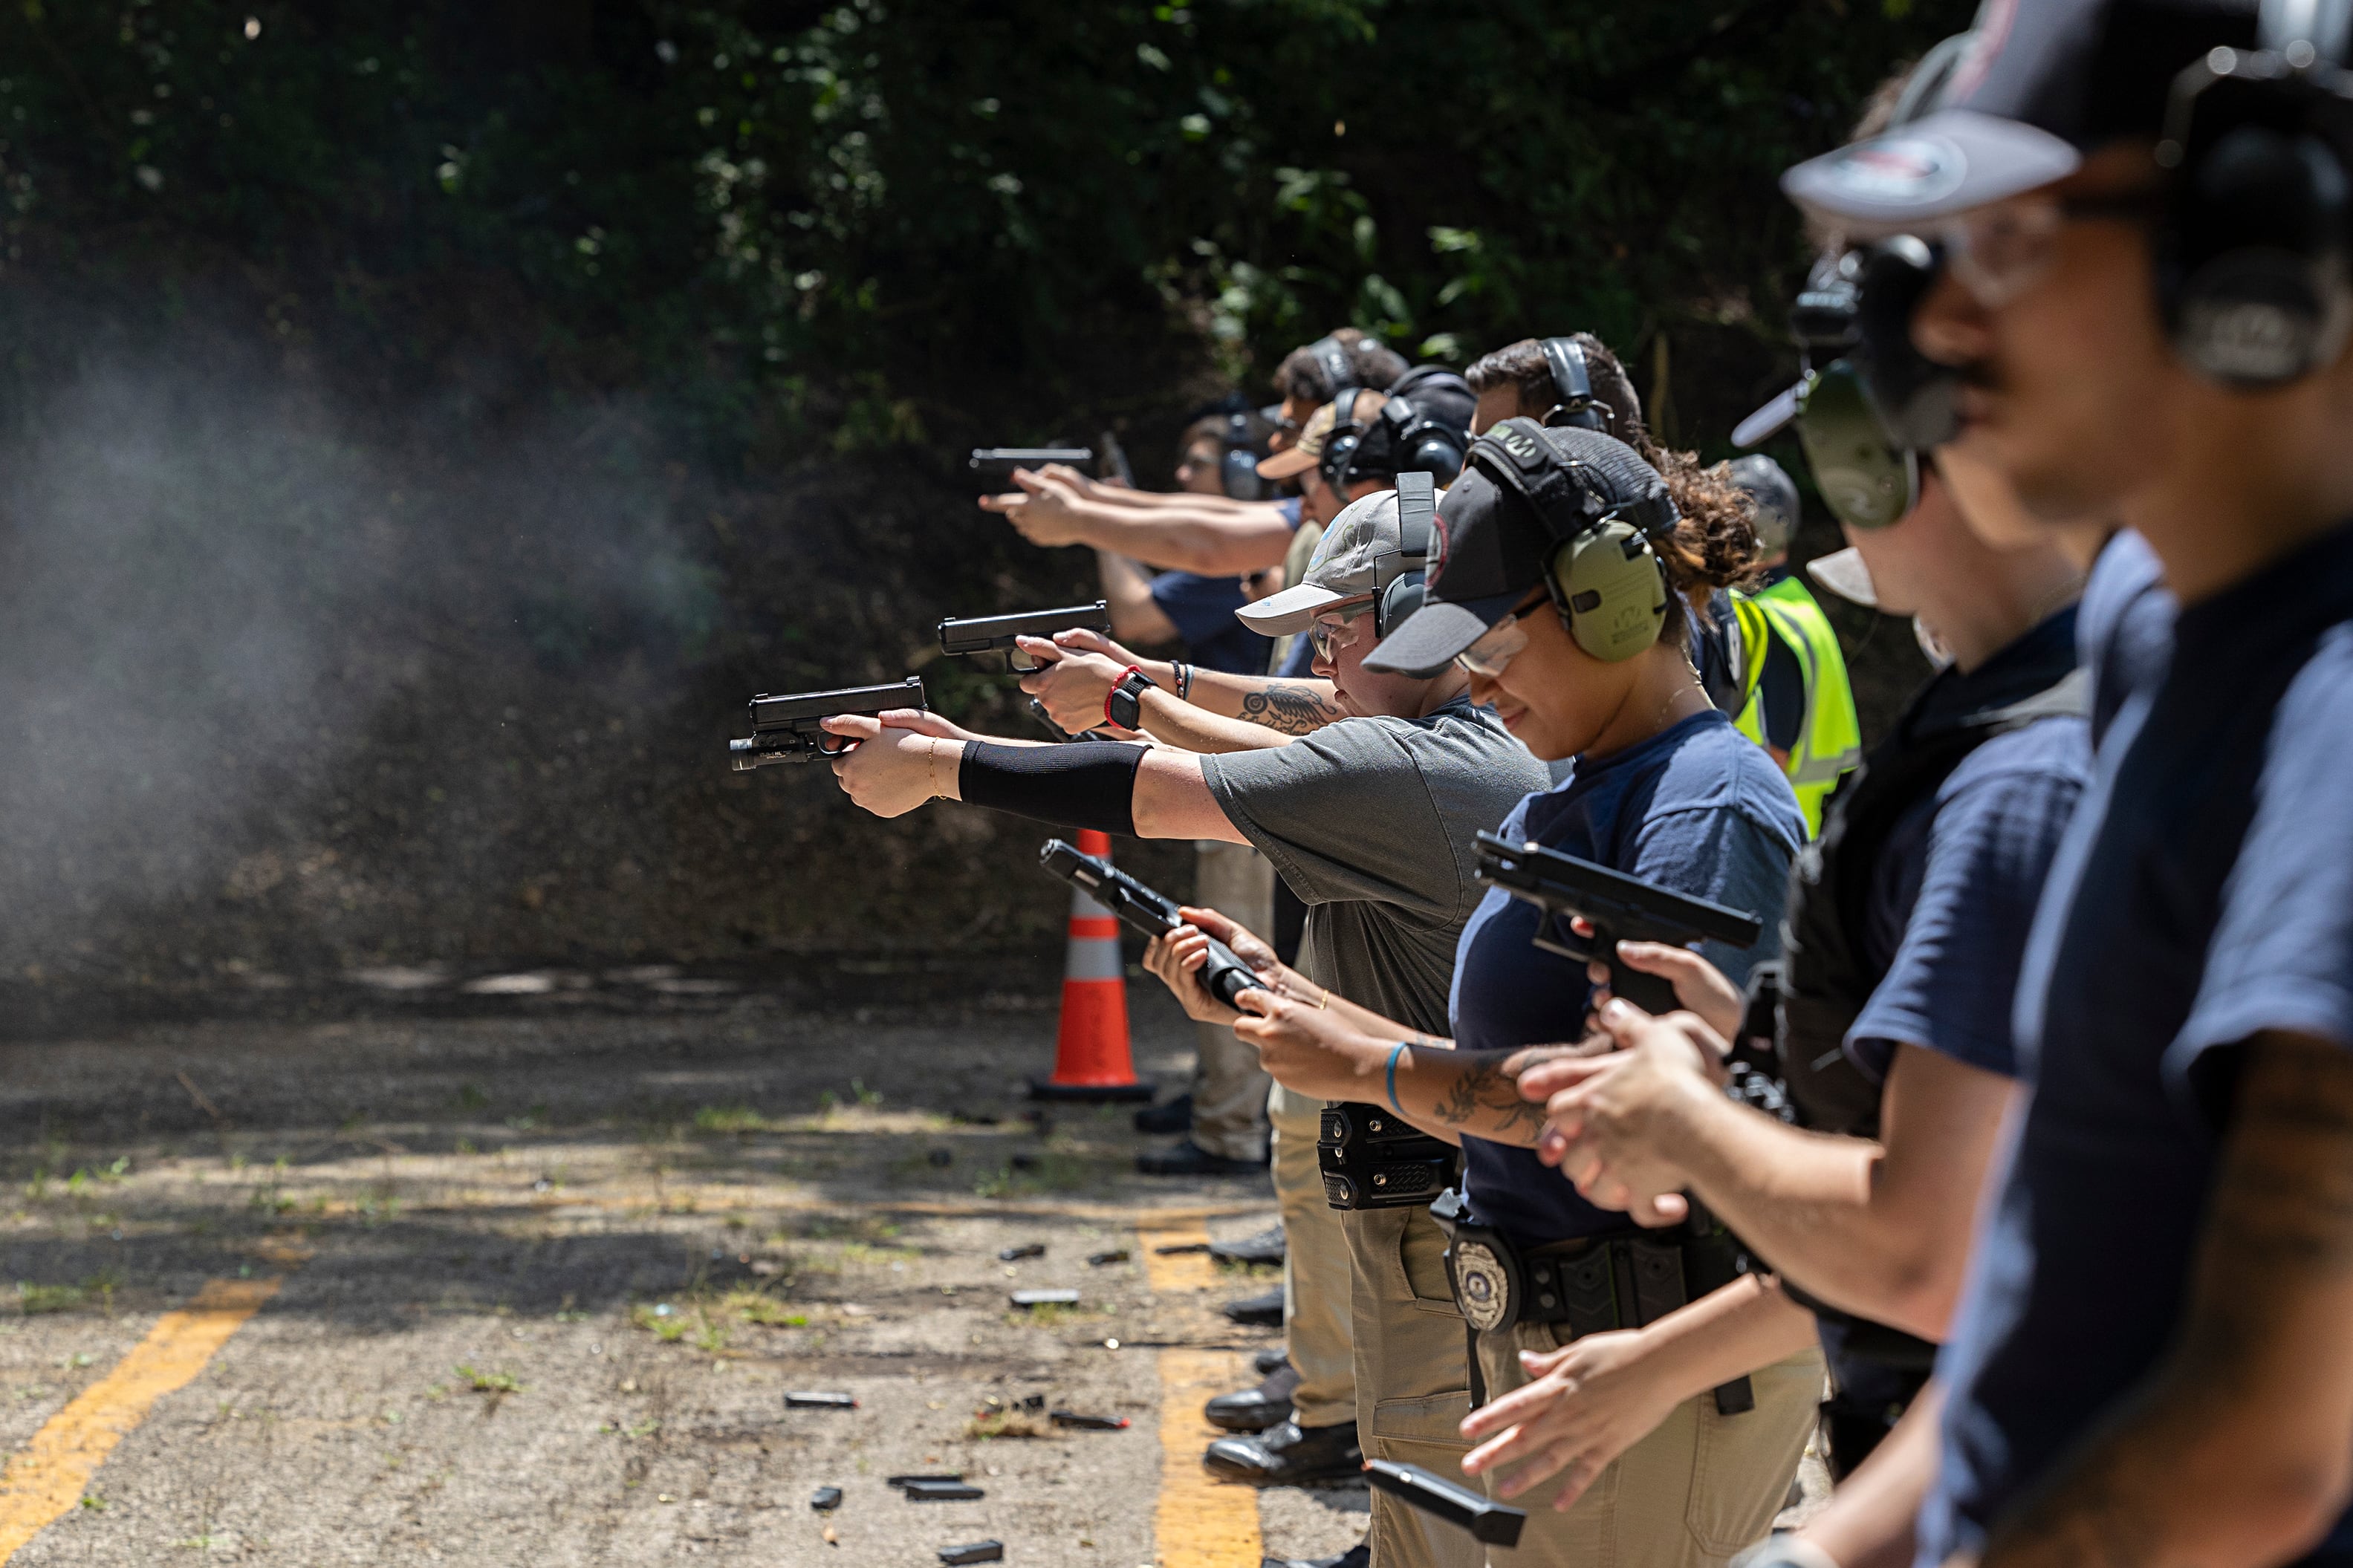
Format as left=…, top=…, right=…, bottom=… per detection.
left=928, top=739, right=951, bottom=799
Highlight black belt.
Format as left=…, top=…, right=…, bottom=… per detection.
left=1431, top=1190, right=1756, bottom=1416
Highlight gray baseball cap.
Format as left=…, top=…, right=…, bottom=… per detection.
left=1237, top=476, right=1435, bottom=635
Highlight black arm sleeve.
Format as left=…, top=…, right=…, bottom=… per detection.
left=958, top=741, right=1148, bottom=837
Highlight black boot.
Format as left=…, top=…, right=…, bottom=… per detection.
left=1137, top=1139, right=1264, bottom=1177
left=1210, top=1223, right=1286, bottom=1266
left=1254, top=1345, right=1288, bottom=1376
left=1134, top=1093, right=1193, bottom=1134
left=1204, top=1359, right=1299, bottom=1432
left=1203, top=1420, right=1363, bottom=1486
left=1220, top=1287, right=1283, bottom=1327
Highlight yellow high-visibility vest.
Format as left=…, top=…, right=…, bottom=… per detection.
left=1733, top=575, right=1863, bottom=838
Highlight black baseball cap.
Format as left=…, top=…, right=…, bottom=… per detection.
left=1364, top=423, right=1672, bottom=677
left=1784, top=0, right=2258, bottom=233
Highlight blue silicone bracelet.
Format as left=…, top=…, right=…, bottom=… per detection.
left=1386, top=1042, right=1408, bottom=1115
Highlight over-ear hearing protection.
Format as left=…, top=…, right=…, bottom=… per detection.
left=2155, top=0, right=2353, bottom=386
left=1537, top=338, right=1614, bottom=431
left=1374, top=472, right=1438, bottom=637
left=1470, top=419, right=1672, bottom=663
left=1323, top=389, right=1470, bottom=491
left=1320, top=388, right=1373, bottom=491
left=1305, top=335, right=1361, bottom=400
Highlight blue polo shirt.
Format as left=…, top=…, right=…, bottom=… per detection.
left=1449, top=709, right=1803, bottom=1242
left=1149, top=570, right=1273, bottom=676
left=1924, top=521, right=2353, bottom=1564
left=1846, top=608, right=2090, bottom=1084
left=2077, top=529, right=2175, bottom=748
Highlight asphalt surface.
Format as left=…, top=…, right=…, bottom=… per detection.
left=0, top=974, right=1821, bottom=1565
left=0, top=978, right=1384, bottom=1566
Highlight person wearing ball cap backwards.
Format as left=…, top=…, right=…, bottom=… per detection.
left=1153, top=421, right=1822, bottom=1568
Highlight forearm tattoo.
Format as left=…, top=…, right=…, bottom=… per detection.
left=1239, top=682, right=1345, bottom=734
left=1431, top=1050, right=1551, bottom=1139
left=1982, top=1035, right=2353, bottom=1568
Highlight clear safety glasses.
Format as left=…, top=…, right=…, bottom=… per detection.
left=1307, top=597, right=1377, bottom=662
left=1930, top=190, right=2160, bottom=308
left=1453, top=608, right=1534, bottom=679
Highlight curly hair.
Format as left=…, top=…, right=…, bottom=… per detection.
left=1652, top=455, right=1767, bottom=599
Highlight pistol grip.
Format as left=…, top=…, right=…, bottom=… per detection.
left=1606, top=960, right=1680, bottom=1017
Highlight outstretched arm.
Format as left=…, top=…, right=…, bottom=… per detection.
left=981, top=469, right=1295, bottom=574
left=1973, top=1031, right=2353, bottom=1568
left=1018, top=629, right=1343, bottom=749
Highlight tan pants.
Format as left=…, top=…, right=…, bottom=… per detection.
left=1270, top=1083, right=1355, bottom=1429
left=1190, top=841, right=1275, bottom=1161
left=1344, top=1204, right=1483, bottom=1568
left=1472, top=1327, right=1823, bottom=1568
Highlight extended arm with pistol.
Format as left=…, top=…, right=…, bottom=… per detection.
left=937, top=602, right=1111, bottom=671
left=727, top=677, right=926, bottom=770
left=969, top=446, right=1094, bottom=475
left=1472, top=830, right=1762, bottom=1015
left=1036, top=839, right=1261, bottom=1009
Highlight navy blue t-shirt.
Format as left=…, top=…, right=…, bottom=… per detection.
left=1846, top=611, right=2091, bottom=1084
left=1149, top=570, right=1273, bottom=676
left=1925, top=521, right=2353, bottom=1564
left=2077, top=529, right=2175, bottom=749
left=1449, top=709, right=1804, bottom=1242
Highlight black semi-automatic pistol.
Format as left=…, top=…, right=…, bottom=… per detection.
left=969, top=446, right=1093, bottom=475
left=938, top=601, right=1111, bottom=671
left=1473, top=830, right=1762, bottom=1015
left=727, top=677, right=926, bottom=770
left=1036, top=839, right=1261, bottom=1009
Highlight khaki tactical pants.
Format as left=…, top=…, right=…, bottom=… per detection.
left=1471, top=1327, right=1823, bottom=1568
left=1270, top=1082, right=1355, bottom=1430
left=1190, top=841, right=1274, bottom=1161
left=1343, top=1203, right=1483, bottom=1568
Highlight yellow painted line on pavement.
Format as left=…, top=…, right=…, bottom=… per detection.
left=1143, top=1218, right=1262, bottom=1568
left=0, top=1277, right=284, bottom=1559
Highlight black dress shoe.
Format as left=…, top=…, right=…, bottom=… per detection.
left=1134, top=1093, right=1194, bottom=1134
left=1221, top=1287, right=1284, bottom=1327
left=1210, top=1223, right=1286, bottom=1266
left=1204, top=1420, right=1363, bottom=1487
left=1205, top=1359, right=1298, bottom=1431
left=1137, top=1139, right=1265, bottom=1177
left=1254, top=1345, right=1288, bottom=1376
left=1265, top=1545, right=1370, bottom=1568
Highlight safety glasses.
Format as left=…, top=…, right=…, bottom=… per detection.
left=1930, top=189, right=2161, bottom=309
left=1307, top=597, right=1377, bottom=662
left=1453, top=607, right=1535, bottom=679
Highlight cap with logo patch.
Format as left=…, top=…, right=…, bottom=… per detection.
left=1363, top=422, right=1675, bottom=677
left=1784, top=0, right=2258, bottom=233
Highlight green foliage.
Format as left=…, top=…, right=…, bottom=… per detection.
left=0, top=0, right=1968, bottom=445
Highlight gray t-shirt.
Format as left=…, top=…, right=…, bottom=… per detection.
left=1201, top=695, right=1550, bottom=1034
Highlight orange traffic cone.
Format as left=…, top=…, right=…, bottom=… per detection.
left=1031, top=829, right=1155, bottom=1102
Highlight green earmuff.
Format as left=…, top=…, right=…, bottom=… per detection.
left=1547, top=518, right=1669, bottom=662
left=1795, top=360, right=1918, bottom=532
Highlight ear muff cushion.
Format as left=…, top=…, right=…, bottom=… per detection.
left=1551, top=521, right=1667, bottom=662
left=1376, top=571, right=1426, bottom=640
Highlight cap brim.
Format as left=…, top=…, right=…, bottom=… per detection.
left=1806, top=546, right=1878, bottom=607
left=1235, top=581, right=1352, bottom=635
left=1781, top=109, right=2081, bottom=235
left=1733, top=383, right=1804, bottom=449
left=1257, top=446, right=1320, bottom=480
left=1360, top=590, right=1527, bottom=677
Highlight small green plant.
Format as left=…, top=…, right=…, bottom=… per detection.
left=689, top=1320, right=730, bottom=1354
left=692, top=1105, right=766, bottom=1135
left=77, top=1492, right=106, bottom=1512
left=629, top=1303, right=689, bottom=1343
left=19, top=1282, right=84, bottom=1315
left=455, top=1364, right=522, bottom=1395
left=100, top=1158, right=129, bottom=1183
left=454, top=1084, right=489, bottom=1111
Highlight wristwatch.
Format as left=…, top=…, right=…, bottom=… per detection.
left=1106, top=666, right=1158, bottom=731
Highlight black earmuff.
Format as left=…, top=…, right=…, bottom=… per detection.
left=1538, top=338, right=1614, bottom=431
left=1220, top=409, right=1270, bottom=500
left=2155, top=2, right=2353, bottom=386
left=1307, top=335, right=1360, bottom=400
left=1373, top=397, right=1469, bottom=485
left=1374, top=472, right=1438, bottom=637
left=1320, top=387, right=1372, bottom=491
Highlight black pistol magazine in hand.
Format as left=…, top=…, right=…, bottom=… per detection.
left=1036, top=838, right=1260, bottom=1009
left=727, top=676, right=926, bottom=770
left=937, top=602, right=1111, bottom=671
left=1473, top=830, right=1762, bottom=1015
left=1363, top=1460, right=1527, bottom=1547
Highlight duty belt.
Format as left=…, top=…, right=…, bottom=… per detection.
left=1430, top=1190, right=1757, bottom=1416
